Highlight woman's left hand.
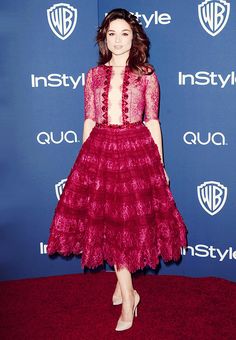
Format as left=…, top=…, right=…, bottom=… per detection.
left=163, top=168, right=170, bottom=186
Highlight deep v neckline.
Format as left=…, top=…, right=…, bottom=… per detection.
left=102, top=65, right=130, bottom=125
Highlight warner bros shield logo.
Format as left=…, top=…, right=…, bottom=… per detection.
left=197, top=181, right=227, bottom=216
left=55, top=179, right=67, bottom=200
left=47, top=3, right=78, bottom=40
left=198, top=0, right=230, bottom=36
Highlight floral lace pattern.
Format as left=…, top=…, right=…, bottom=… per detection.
left=121, top=66, right=130, bottom=124
left=47, top=64, right=188, bottom=272
left=47, top=123, right=187, bottom=272
left=84, top=65, right=160, bottom=124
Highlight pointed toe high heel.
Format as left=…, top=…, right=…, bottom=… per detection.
left=112, top=294, right=123, bottom=305
left=115, top=290, right=140, bottom=331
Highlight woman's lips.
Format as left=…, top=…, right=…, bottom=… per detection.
left=114, top=45, right=123, bottom=49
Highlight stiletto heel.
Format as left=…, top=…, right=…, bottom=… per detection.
left=115, top=290, right=140, bottom=331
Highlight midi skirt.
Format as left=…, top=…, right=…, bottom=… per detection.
left=47, top=121, right=187, bottom=273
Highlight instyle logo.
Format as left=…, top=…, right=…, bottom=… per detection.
left=105, top=10, right=171, bottom=28
left=31, top=73, right=85, bottom=89
left=197, top=181, right=227, bottom=216
left=37, top=131, right=81, bottom=145
left=40, top=241, right=236, bottom=260
left=55, top=179, right=67, bottom=200
left=47, top=3, right=78, bottom=40
left=40, top=242, right=48, bottom=254
left=181, top=244, right=236, bottom=262
left=178, top=71, right=236, bottom=88
left=198, top=0, right=230, bottom=36
left=183, top=132, right=227, bottom=146
left=40, top=241, right=82, bottom=255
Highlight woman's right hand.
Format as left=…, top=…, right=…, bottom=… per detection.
left=163, top=168, right=170, bottom=186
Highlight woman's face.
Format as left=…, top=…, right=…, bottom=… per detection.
left=106, top=19, right=133, bottom=56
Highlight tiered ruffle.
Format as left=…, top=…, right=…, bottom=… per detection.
left=47, top=122, right=187, bottom=272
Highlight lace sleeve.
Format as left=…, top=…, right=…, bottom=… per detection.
left=144, top=71, right=160, bottom=122
left=84, top=68, right=96, bottom=121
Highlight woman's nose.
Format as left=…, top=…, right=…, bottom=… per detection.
left=115, top=35, right=121, bottom=43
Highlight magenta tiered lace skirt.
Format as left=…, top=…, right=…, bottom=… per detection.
left=47, top=121, right=187, bottom=272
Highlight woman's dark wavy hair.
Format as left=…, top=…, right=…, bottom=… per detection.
left=96, top=8, right=154, bottom=75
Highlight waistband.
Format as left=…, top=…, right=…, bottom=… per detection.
left=95, top=121, right=143, bottom=129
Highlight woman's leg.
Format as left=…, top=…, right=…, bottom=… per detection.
left=113, top=280, right=121, bottom=298
left=114, top=264, right=135, bottom=321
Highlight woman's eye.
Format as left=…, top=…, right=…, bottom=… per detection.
left=107, top=33, right=129, bottom=37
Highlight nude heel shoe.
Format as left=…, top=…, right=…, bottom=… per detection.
left=115, top=290, right=140, bottom=331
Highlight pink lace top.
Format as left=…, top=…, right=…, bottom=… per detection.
left=84, top=65, right=160, bottom=125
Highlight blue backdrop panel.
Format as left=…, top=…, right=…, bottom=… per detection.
left=1, top=0, right=235, bottom=281
left=1, top=0, right=98, bottom=280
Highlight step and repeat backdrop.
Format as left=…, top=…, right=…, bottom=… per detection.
left=1, top=0, right=235, bottom=281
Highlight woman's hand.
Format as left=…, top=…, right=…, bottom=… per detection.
left=163, top=168, right=170, bottom=186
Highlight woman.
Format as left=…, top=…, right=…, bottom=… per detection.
left=47, top=8, right=187, bottom=332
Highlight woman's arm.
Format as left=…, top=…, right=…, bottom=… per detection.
left=147, top=119, right=170, bottom=186
left=82, top=68, right=96, bottom=144
left=144, top=71, right=169, bottom=184
left=144, top=71, right=164, bottom=165
left=145, top=119, right=164, bottom=165
left=82, top=118, right=96, bottom=143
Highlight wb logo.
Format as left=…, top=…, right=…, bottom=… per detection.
left=198, top=0, right=230, bottom=36
left=197, top=181, right=227, bottom=216
left=47, top=3, right=77, bottom=40
left=55, top=179, right=67, bottom=200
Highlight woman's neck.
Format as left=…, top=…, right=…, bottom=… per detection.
left=109, top=53, right=129, bottom=66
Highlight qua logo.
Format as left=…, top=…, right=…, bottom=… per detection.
left=55, top=178, right=67, bottom=200
left=198, top=0, right=230, bottom=36
left=197, top=181, right=227, bottom=216
left=47, top=3, right=78, bottom=40
left=183, top=131, right=227, bottom=146
left=36, top=130, right=81, bottom=145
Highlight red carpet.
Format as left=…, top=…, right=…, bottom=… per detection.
left=0, top=271, right=236, bottom=339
